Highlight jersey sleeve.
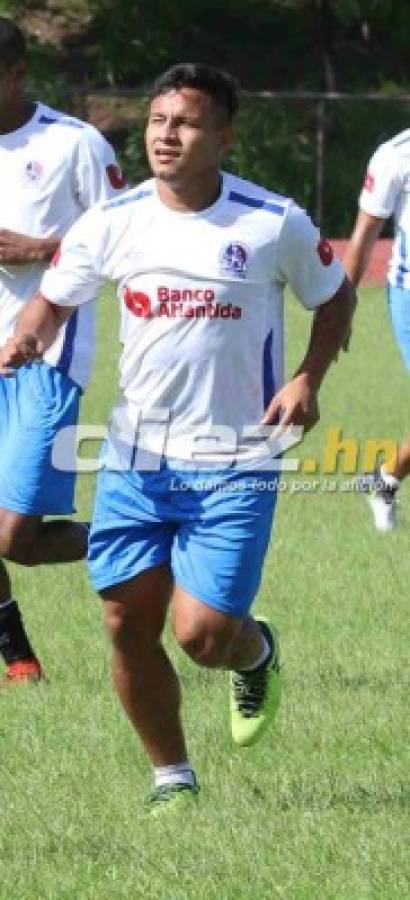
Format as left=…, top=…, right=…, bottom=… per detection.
left=275, top=204, right=345, bottom=309
left=359, top=143, right=401, bottom=218
left=74, top=125, right=127, bottom=209
left=40, top=206, right=106, bottom=307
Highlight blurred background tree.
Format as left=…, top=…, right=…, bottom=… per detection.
left=3, top=0, right=410, bottom=233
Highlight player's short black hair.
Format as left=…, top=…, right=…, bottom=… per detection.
left=149, top=63, right=240, bottom=123
left=0, top=17, right=27, bottom=66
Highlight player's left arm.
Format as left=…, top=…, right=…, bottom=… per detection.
left=263, top=278, right=354, bottom=432
left=0, top=229, right=60, bottom=265
left=0, top=292, right=72, bottom=374
left=0, top=206, right=106, bottom=375
left=263, top=205, right=354, bottom=433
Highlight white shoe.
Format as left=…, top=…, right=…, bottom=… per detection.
left=367, top=491, right=397, bottom=531
left=356, top=468, right=398, bottom=532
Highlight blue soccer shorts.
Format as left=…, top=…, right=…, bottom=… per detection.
left=0, top=362, right=81, bottom=515
left=88, top=460, right=278, bottom=617
left=387, top=284, right=410, bottom=371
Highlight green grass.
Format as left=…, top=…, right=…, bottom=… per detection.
left=1, top=287, right=409, bottom=899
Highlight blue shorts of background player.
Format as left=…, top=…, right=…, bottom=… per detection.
left=0, top=362, right=81, bottom=515
left=387, top=284, right=410, bottom=372
left=88, top=454, right=278, bottom=617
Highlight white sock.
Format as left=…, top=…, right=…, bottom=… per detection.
left=238, top=633, right=271, bottom=672
left=153, top=762, right=196, bottom=789
left=380, top=466, right=400, bottom=490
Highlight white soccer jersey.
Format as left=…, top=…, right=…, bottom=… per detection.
left=359, top=129, right=410, bottom=290
left=0, top=101, right=126, bottom=386
left=41, top=172, right=345, bottom=463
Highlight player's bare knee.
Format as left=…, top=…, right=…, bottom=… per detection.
left=176, top=628, right=214, bottom=666
left=103, top=602, right=161, bottom=655
left=175, top=621, right=231, bottom=667
left=104, top=605, right=133, bottom=647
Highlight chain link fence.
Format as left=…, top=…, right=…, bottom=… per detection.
left=68, top=89, right=410, bottom=236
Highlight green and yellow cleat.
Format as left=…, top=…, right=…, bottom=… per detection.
left=230, top=617, right=282, bottom=747
left=146, top=781, right=199, bottom=817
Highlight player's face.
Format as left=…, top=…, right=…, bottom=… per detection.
left=146, top=88, right=233, bottom=187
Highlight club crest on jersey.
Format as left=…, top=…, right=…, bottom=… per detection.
left=22, top=160, right=44, bottom=185
left=219, top=242, right=249, bottom=278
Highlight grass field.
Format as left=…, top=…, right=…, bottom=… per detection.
left=1, top=286, right=409, bottom=899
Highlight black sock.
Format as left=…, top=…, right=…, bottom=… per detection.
left=0, top=600, right=37, bottom=665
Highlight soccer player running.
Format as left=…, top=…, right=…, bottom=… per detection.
left=345, top=129, right=410, bottom=531
left=0, top=18, right=126, bottom=685
left=0, top=64, right=354, bottom=812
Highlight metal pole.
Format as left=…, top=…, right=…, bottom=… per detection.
left=315, top=99, right=326, bottom=228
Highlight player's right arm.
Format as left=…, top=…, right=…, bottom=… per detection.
left=344, top=209, right=385, bottom=287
